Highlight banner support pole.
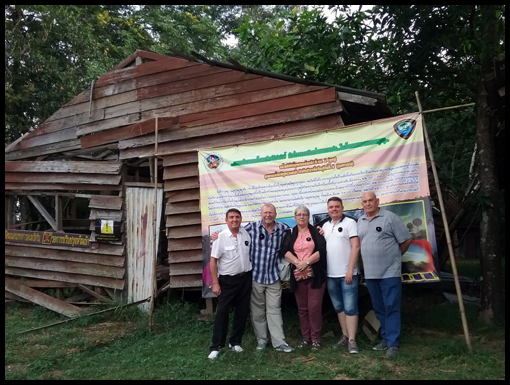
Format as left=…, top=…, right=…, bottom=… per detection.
left=415, top=91, right=472, bottom=352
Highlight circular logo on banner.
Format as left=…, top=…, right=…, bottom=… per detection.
left=204, top=152, right=223, bottom=172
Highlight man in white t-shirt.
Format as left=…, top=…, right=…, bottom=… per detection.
left=208, top=208, right=252, bottom=360
left=321, top=196, right=360, bottom=354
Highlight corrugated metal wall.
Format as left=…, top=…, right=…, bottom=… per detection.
left=125, top=187, right=163, bottom=312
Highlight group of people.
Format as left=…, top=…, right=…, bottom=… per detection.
left=208, top=192, right=412, bottom=360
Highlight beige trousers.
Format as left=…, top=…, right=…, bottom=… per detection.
left=250, top=280, right=286, bottom=348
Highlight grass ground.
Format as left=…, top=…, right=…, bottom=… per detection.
left=5, top=260, right=505, bottom=380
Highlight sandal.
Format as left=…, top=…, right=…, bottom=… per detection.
left=311, top=340, right=321, bottom=350
left=297, top=340, right=311, bottom=348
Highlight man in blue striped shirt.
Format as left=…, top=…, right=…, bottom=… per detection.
left=212, top=203, right=294, bottom=353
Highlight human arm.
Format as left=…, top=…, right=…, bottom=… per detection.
left=399, top=238, right=412, bottom=255
left=211, top=231, right=219, bottom=241
left=209, top=257, right=221, bottom=296
left=345, top=236, right=360, bottom=285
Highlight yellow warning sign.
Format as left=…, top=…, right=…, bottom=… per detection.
left=101, top=220, right=114, bottom=234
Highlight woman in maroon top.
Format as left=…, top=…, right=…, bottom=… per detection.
left=281, top=205, right=327, bottom=350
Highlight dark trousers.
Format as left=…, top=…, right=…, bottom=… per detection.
left=210, top=271, right=252, bottom=352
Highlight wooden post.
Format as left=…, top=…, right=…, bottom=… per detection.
left=149, top=117, right=159, bottom=332
left=55, top=194, right=63, bottom=231
left=415, top=91, right=472, bottom=352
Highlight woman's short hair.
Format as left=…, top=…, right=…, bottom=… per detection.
left=293, top=205, right=310, bottom=217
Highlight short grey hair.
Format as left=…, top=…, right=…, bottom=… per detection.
left=294, top=205, right=310, bottom=217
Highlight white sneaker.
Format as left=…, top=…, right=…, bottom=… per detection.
left=208, top=350, right=220, bottom=359
left=256, top=341, right=267, bottom=350
left=228, top=343, right=243, bottom=352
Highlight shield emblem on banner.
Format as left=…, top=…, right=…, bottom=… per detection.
left=393, top=119, right=416, bottom=139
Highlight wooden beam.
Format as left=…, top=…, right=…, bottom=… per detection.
left=27, top=195, right=58, bottom=231
left=5, top=161, right=122, bottom=174
left=5, top=267, right=125, bottom=290
left=78, top=284, right=110, bottom=302
left=5, top=277, right=83, bottom=318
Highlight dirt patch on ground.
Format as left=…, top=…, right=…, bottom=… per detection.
left=81, top=321, right=137, bottom=345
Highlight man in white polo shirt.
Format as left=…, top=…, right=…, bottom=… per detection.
left=321, top=196, right=361, bottom=354
left=208, top=208, right=252, bottom=360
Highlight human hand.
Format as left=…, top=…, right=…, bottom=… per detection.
left=212, top=283, right=221, bottom=296
left=345, top=270, right=353, bottom=285
left=317, top=226, right=324, bottom=236
left=211, top=231, right=219, bottom=241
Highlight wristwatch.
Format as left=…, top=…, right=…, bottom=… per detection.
left=305, top=261, right=310, bottom=265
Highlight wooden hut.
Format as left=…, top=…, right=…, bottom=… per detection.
left=5, top=49, right=392, bottom=312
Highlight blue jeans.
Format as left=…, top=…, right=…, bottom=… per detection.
left=327, top=276, right=359, bottom=316
left=365, top=277, right=402, bottom=347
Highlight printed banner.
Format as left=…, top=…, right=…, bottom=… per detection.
left=199, top=113, right=439, bottom=297
left=5, top=229, right=90, bottom=248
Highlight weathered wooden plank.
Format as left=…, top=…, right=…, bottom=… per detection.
left=65, top=80, right=137, bottom=107
left=121, top=114, right=344, bottom=159
left=89, top=209, right=123, bottom=222
left=5, top=139, right=82, bottom=161
left=5, top=256, right=125, bottom=279
left=135, top=64, right=231, bottom=90
left=5, top=161, right=122, bottom=174
left=77, top=112, right=142, bottom=137
left=5, top=267, right=125, bottom=290
left=169, top=261, right=203, bottom=276
left=167, top=237, right=202, bottom=251
left=6, top=173, right=122, bottom=185
left=27, top=195, right=57, bottom=231
left=5, top=291, right=30, bottom=302
left=120, top=100, right=342, bottom=150
left=137, top=73, right=282, bottom=101
left=5, top=277, right=83, bottom=318
left=5, top=240, right=124, bottom=256
left=24, top=109, right=106, bottom=141
left=78, top=284, right=109, bottom=302
left=179, top=88, right=336, bottom=127
left=141, top=84, right=326, bottom=122
left=166, top=213, right=201, bottom=227
left=5, top=183, right=122, bottom=192
left=137, top=71, right=260, bottom=101
left=163, top=163, right=198, bottom=180
left=46, top=91, right=137, bottom=123
left=126, top=101, right=341, bottom=150
left=164, top=177, right=199, bottom=191
left=168, top=275, right=202, bottom=288
left=80, top=117, right=177, bottom=149
left=5, top=245, right=125, bottom=267
left=11, top=126, right=78, bottom=151
left=167, top=225, right=201, bottom=239
left=96, top=57, right=198, bottom=87
left=165, top=189, right=200, bottom=203
left=163, top=152, right=198, bottom=167
left=8, top=279, right=78, bottom=288
left=89, top=195, right=123, bottom=210
left=167, top=249, right=203, bottom=263
left=165, top=200, right=200, bottom=215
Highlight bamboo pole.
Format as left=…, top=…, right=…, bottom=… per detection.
left=149, top=117, right=159, bottom=332
left=17, top=297, right=150, bottom=335
left=415, top=91, right=472, bottom=352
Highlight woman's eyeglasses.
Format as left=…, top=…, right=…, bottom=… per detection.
left=295, top=213, right=309, bottom=217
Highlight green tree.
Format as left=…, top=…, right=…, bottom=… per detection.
left=5, top=5, right=152, bottom=144
left=234, top=5, right=505, bottom=323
